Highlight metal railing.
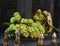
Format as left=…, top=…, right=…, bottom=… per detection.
left=3, top=30, right=57, bottom=46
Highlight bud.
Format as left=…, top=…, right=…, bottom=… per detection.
left=3, top=29, right=8, bottom=46
left=38, top=32, right=44, bottom=46
left=37, top=9, right=41, bottom=14
left=51, top=32, right=57, bottom=46
left=15, top=31, right=20, bottom=46
left=52, top=32, right=57, bottom=43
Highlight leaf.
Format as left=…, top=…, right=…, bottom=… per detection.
left=3, top=22, right=11, bottom=26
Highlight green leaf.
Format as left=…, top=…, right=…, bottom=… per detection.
left=3, top=22, right=11, bottom=26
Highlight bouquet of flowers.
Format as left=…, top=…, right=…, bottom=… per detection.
left=7, top=10, right=46, bottom=38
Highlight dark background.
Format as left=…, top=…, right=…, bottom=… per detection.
left=0, top=0, right=60, bottom=35
left=0, top=0, right=60, bottom=46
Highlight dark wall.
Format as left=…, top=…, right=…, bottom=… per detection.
left=0, top=0, right=17, bottom=25
left=0, top=0, right=17, bottom=36
left=17, top=0, right=32, bottom=18
left=53, top=0, right=60, bottom=29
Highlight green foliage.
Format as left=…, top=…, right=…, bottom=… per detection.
left=3, top=22, right=11, bottom=26
left=10, top=17, right=15, bottom=23
left=33, top=15, right=39, bottom=21
left=10, top=12, right=21, bottom=24
left=27, top=19, right=33, bottom=24
left=14, top=12, right=21, bottom=21
left=7, top=11, right=45, bottom=38
left=8, top=24, right=15, bottom=31
left=20, top=18, right=28, bottom=23
left=36, top=21, right=45, bottom=33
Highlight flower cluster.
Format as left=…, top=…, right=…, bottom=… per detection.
left=7, top=10, right=45, bottom=38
